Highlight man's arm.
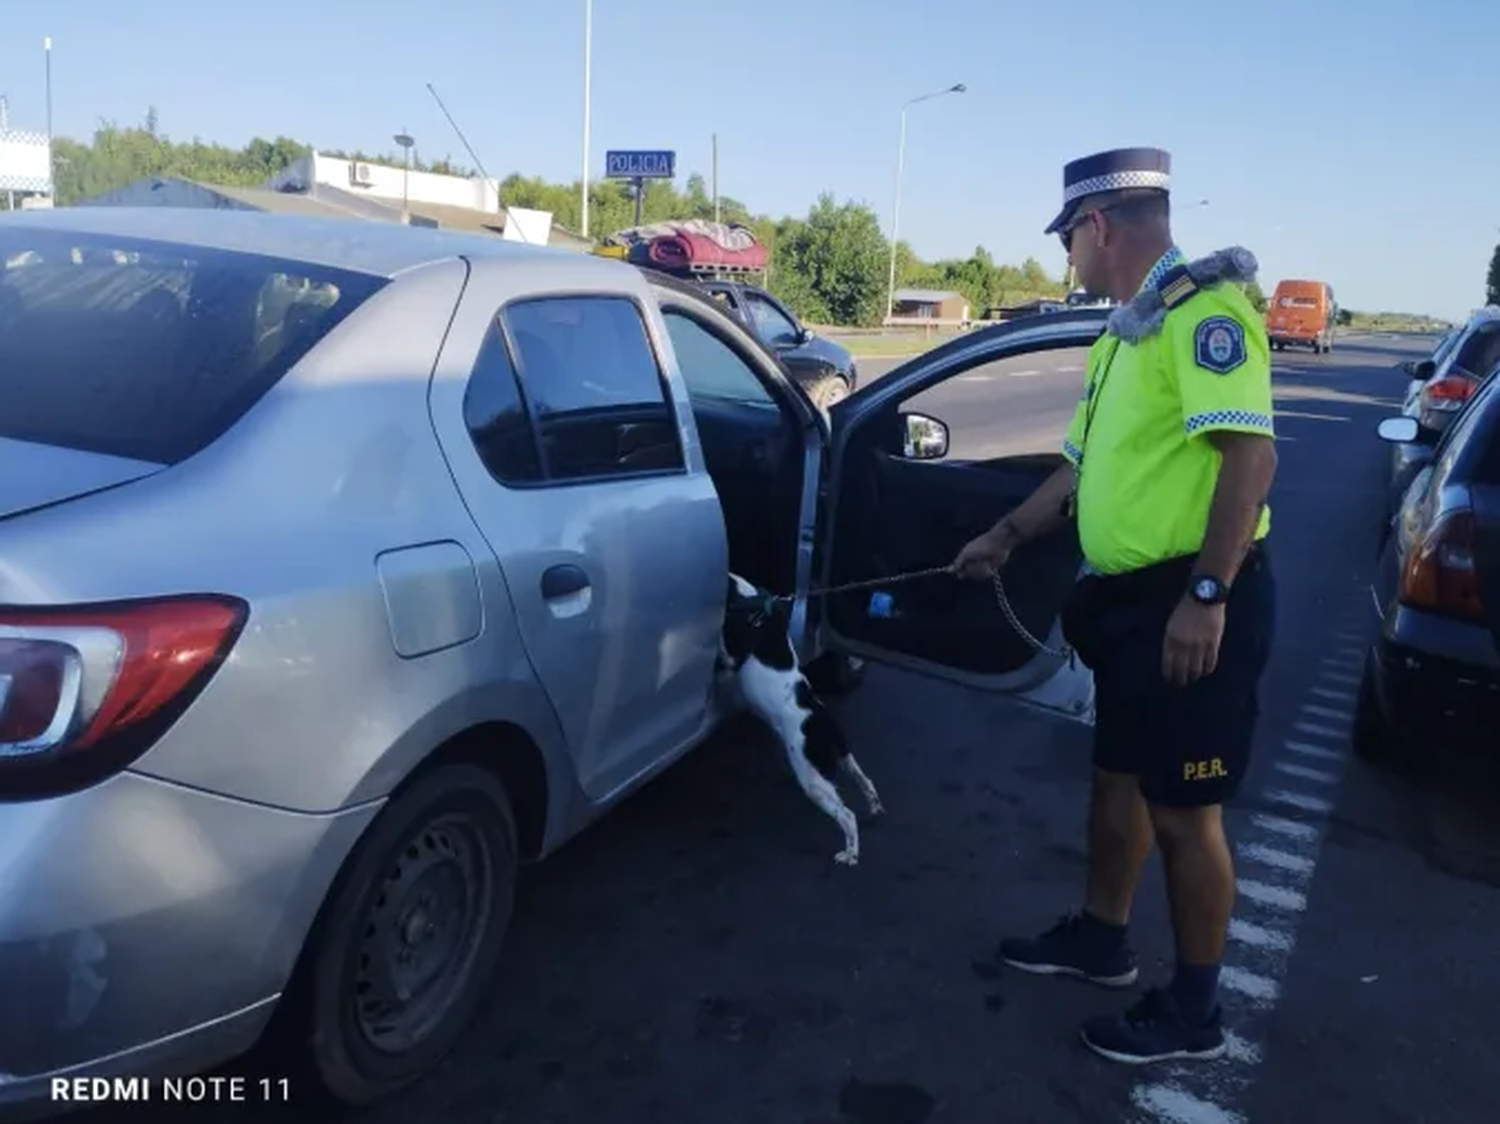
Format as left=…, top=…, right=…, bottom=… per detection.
left=990, top=462, right=1077, bottom=547
left=1196, top=432, right=1277, bottom=585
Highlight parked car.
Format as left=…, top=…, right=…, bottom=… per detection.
left=1357, top=379, right=1500, bottom=770
left=0, top=208, right=1096, bottom=1117
left=693, top=278, right=858, bottom=412
left=1266, top=278, right=1337, bottom=353
left=1382, top=310, right=1500, bottom=529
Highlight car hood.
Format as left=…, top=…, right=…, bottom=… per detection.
left=0, top=438, right=164, bottom=521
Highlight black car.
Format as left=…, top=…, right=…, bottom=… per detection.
left=694, top=279, right=859, bottom=413
left=1356, top=374, right=1500, bottom=770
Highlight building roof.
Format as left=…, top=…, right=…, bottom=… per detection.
left=893, top=288, right=964, bottom=302
left=0, top=206, right=588, bottom=278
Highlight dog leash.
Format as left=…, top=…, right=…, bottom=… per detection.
left=772, top=566, right=1072, bottom=660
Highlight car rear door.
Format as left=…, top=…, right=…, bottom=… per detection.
left=814, top=310, right=1108, bottom=720
left=427, top=257, right=728, bottom=800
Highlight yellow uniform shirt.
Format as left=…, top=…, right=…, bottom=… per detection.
left=1061, top=252, right=1274, bottom=576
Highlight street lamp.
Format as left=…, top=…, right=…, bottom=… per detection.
left=885, top=83, right=966, bottom=325
left=581, top=0, right=592, bottom=239
left=393, top=130, right=415, bottom=221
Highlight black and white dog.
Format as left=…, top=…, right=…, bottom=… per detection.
left=718, top=572, right=884, bottom=866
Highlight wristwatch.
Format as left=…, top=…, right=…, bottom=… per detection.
left=1188, top=574, right=1230, bottom=606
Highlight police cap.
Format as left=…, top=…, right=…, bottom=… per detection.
left=1043, top=147, right=1172, bottom=235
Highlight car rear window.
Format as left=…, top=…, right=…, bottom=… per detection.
left=0, top=226, right=388, bottom=465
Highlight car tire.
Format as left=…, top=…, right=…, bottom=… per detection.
left=804, top=374, right=852, bottom=416
left=283, top=763, right=519, bottom=1107
left=805, top=650, right=866, bottom=697
left=1352, top=651, right=1403, bottom=768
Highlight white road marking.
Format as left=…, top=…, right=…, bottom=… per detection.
left=1319, top=655, right=1361, bottom=670
left=1267, top=789, right=1333, bottom=815
left=1239, top=841, right=1317, bottom=875
left=1318, top=670, right=1361, bottom=686
left=1310, top=686, right=1356, bottom=703
left=1293, top=720, right=1347, bottom=739
left=1007, top=369, right=1043, bottom=378
left=1221, top=966, right=1280, bottom=1002
left=1132, top=1083, right=1246, bottom=1124
left=1300, top=703, right=1353, bottom=723
left=1274, top=762, right=1341, bottom=786
left=959, top=373, right=996, bottom=382
left=1251, top=813, right=1319, bottom=842
left=1284, top=740, right=1343, bottom=762
left=1223, top=1031, right=1262, bottom=1065
left=1236, top=877, right=1308, bottom=911
left=1228, top=916, right=1294, bottom=952
left=1333, top=631, right=1365, bottom=643
left=1332, top=645, right=1365, bottom=659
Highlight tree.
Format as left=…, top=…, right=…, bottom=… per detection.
left=1243, top=280, right=1268, bottom=314
left=770, top=195, right=889, bottom=327
left=1487, top=243, right=1500, bottom=307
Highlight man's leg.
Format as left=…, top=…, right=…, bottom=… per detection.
left=1085, top=766, right=1156, bottom=925
left=1153, top=802, right=1235, bottom=1022
left=996, top=658, right=1151, bottom=988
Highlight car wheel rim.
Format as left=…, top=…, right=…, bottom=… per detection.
left=817, top=382, right=849, bottom=412
left=352, top=812, right=494, bottom=1055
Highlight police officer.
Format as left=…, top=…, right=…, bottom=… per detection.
left=951, top=147, right=1278, bottom=1064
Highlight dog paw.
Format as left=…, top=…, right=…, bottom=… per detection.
left=834, top=849, right=859, bottom=866
left=868, top=800, right=886, bottom=818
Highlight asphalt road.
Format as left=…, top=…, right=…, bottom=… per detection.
left=78, top=332, right=1500, bottom=1124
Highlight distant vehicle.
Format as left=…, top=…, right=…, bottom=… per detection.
left=1358, top=378, right=1500, bottom=771
left=1266, top=279, right=1337, bottom=353
left=1064, top=289, right=1116, bottom=309
left=693, top=278, right=858, bottom=413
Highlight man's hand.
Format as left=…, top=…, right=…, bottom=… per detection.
left=950, top=521, right=1020, bottom=581
left=1162, top=597, right=1226, bottom=686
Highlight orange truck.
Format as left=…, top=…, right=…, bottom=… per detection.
left=1265, top=279, right=1338, bottom=354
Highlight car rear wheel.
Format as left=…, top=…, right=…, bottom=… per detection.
left=1352, top=651, right=1404, bottom=769
left=286, top=763, right=519, bottom=1106
left=804, top=374, right=851, bottom=416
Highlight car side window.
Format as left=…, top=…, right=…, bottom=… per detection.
left=663, top=311, right=776, bottom=406
left=744, top=294, right=800, bottom=347
left=463, top=320, right=543, bottom=484
left=504, top=296, right=684, bottom=481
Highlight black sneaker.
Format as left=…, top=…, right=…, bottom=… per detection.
left=996, top=913, right=1138, bottom=988
left=1080, top=988, right=1227, bottom=1065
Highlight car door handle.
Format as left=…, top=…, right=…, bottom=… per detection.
left=540, top=564, right=590, bottom=599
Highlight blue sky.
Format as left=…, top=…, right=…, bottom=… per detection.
left=1, top=0, right=1494, bottom=319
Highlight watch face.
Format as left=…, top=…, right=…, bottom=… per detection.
left=1194, top=578, right=1220, bottom=602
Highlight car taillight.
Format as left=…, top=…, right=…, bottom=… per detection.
left=1398, top=506, right=1484, bottom=622
left=0, top=596, right=247, bottom=800
left=1421, top=375, right=1474, bottom=414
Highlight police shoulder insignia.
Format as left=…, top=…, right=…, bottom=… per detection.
left=1193, top=315, right=1247, bottom=375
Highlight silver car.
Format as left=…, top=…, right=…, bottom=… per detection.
left=0, top=207, right=1096, bottom=1115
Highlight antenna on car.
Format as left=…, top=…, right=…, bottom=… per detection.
left=424, top=81, right=533, bottom=244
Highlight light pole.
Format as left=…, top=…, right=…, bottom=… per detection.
left=394, top=131, right=414, bottom=221
left=581, top=0, right=592, bottom=239
left=885, top=83, right=965, bottom=325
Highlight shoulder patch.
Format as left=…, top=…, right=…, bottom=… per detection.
left=1193, top=315, right=1247, bottom=375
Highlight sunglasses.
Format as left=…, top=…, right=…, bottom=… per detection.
left=1059, top=203, right=1122, bottom=251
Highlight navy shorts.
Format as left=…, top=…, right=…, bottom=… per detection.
left=1088, top=547, right=1277, bottom=808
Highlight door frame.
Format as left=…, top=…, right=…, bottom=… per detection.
left=647, top=275, right=830, bottom=660
left=817, top=308, right=1112, bottom=716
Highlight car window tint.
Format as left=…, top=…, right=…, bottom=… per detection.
left=463, top=320, right=543, bottom=484
left=0, top=228, right=386, bottom=465
left=663, top=311, right=775, bottom=406
left=504, top=296, right=683, bottom=480
left=744, top=295, right=799, bottom=345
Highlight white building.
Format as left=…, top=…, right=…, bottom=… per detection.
left=77, top=150, right=588, bottom=251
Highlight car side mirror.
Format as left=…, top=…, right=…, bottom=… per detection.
left=1376, top=416, right=1420, bottom=444
left=901, top=412, right=949, bottom=460
left=797, top=326, right=814, bottom=345
left=1413, top=359, right=1436, bottom=380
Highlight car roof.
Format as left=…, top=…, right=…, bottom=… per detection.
left=0, top=206, right=598, bottom=280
